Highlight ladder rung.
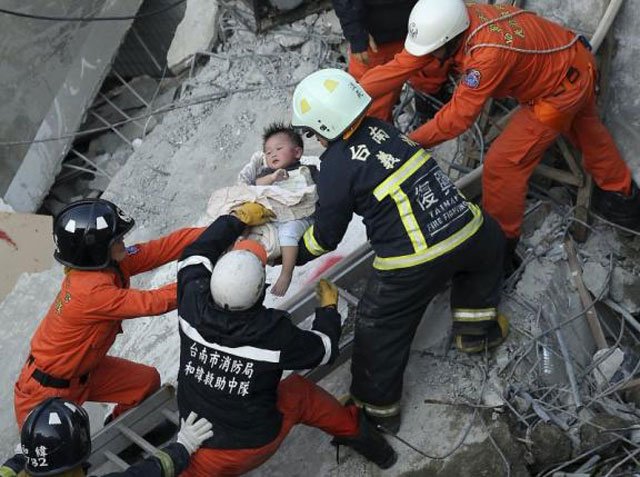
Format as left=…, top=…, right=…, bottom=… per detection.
left=103, top=450, right=129, bottom=470
left=116, top=423, right=159, bottom=455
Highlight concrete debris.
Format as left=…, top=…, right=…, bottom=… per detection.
left=530, top=422, right=573, bottom=470
left=592, top=347, right=625, bottom=389
left=2, top=3, right=640, bottom=476
left=166, top=0, right=221, bottom=74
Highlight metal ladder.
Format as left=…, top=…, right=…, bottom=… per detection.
left=86, top=168, right=482, bottom=475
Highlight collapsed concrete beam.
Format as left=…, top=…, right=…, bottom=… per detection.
left=4, top=0, right=144, bottom=213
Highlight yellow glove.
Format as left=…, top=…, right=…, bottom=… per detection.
left=316, top=279, right=338, bottom=308
left=231, top=203, right=275, bottom=226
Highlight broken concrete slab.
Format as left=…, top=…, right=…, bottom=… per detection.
left=166, top=0, right=221, bottom=74
left=0, top=212, right=55, bottom=301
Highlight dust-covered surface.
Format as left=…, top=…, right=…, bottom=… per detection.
left=1, top=1, right=640, bottom=475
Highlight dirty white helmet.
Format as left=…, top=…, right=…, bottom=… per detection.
left=405, top=0, right=470, bottom=56
left=291, top=68, right=371, bottom=141
left=210, top=250, right=265, bottom=311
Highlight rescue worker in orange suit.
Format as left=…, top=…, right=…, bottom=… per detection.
left=358, top=0, right=640, bottom=265
left=291, top=69, right=508, bottom=433
left=0, top=397, right=213, bottom=477
left=176, top=202, right=397, bottom=476
left=331, top=0, right=423, bottom=121
left=14, top=198, right=204, bottom=428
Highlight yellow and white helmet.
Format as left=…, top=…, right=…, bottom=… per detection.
left=405, top=0, right=470, bottom=56
left=291, top=68, right=371, bottom=141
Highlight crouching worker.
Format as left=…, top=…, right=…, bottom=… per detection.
left=14, top=199, right=204, bottom=427
left=176, top=202, right=397, bottom=476
left=0, top=397, right=213, bottom=477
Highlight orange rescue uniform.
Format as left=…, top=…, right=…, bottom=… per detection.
left=359, top=3, right=632, bottom=238
left=348, top=40, right=444, bottom=122
left=14, top=227, right=203, bottom=426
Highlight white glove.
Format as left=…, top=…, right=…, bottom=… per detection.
left=176, top=412, right=214, bottom=455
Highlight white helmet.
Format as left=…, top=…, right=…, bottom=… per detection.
left=291, top=68, right=371, bottom=141
left=210, top=250, right=265, bottom=311
left=405, top=0, right=470, bottom=57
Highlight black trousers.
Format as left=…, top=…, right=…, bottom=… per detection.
left=350, top=213, right=505, bottom=406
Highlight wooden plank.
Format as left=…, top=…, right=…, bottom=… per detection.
left=564, top=237, right=608, bottom=350
left=533, top=164, right=582, bottom=187
left=573, top=174, right=593, bottom=242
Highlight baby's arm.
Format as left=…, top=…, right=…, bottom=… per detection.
left=237, top=151, right=265, bottom=185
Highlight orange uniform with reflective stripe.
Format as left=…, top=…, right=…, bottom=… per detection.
left=359, top=4, right=632, bottom=238
left=14, top=227, right=203, bottom=425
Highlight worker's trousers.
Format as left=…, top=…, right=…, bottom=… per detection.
left=350, top=213, right=504, bottom=407
left=349, top=40, right=443, bottom=122
left=483, top=42, right=632, bottom=239
left=14, top=355, right=160, bottom=427
left=180, top=374, right=359, bottom=477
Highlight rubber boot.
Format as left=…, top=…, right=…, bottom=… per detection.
left=593, top=182, right=640, bottom=231
left=454, top=314, right=510, bottom=353
left=332, top=409, right=398, bottom=469
left=343, top=397, right=402, bottom=434
left=504, top=237, right=522, bottom=276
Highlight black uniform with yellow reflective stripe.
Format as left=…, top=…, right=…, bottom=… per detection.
left=297, top=117, right=483, bottom=269
left=297, top=117, right=506, bottom=414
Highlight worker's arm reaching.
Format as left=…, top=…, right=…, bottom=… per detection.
left=359, top=48, right=449, bottom=100
left=120, top=227, right=204, bottom=276
left=297, top=156, right=355, bottom=265
left=278, top=279, right=343, bottom=369
left=408, top=55, right=510, bottom=148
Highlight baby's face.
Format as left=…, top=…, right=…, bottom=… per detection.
left=264, top=133, right=301, bottom=170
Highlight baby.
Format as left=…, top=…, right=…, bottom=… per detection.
left=237, top=123, right=317, bottom=296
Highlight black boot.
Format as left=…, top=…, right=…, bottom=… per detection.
left=593, top=183, right=640, bottom=231
left=504, top=237, right=522, bottom=276
left=332, top=410, right=398, bottom=469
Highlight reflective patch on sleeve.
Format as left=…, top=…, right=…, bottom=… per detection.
left=462, top=69, right=482, bottom=89
left=126, top=245, right=140, bottom=255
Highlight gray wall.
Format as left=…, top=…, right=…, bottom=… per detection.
left=0, top=0, right=107, bottom=195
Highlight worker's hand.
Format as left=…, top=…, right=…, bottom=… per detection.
left=231, top=202, right=275, bottom=226
left=271, top=169, right=289, bottom=183
left=315, top=279, right=339, bottom=308
left=176, top=412, right=214, bottom=455
left=351, top=35, right=378, bottom=65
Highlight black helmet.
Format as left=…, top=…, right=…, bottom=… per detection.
left=21, top=398, right=91, bottom=476
left=53, top=198, right=135, bottom=270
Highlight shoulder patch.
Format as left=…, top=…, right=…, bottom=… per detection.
left=126, top=245, right=140, bottom=256
left=463, top=69, right=482, bottom=89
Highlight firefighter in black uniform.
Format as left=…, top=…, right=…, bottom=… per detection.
left=175, top=203, right=396, bottom=476
left=291, top=69, right=509, bottom=432
left=0, top=397, right=212, bottom=477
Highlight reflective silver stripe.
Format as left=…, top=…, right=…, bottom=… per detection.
left=373, top=204, right=484, bottom=270
left=309, top=330, right=332, bottom=365
left=179, top=317, right=281, bottom=363
left=177, top=255, right=213, bottom=273
left=452, top=308, right=497, bottom=322
left=303, top=225, right=327, bottom=257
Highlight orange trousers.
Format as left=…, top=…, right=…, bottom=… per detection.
left=180, top=374, right=359, bottom=477
left=483, top=47, right=632, bottom=238
left=349, top=40, right=441, bottom=122
left=14, top=355, right=160, bottom=427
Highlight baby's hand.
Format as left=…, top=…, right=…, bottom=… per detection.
left=272, top=169, right=289, bottom=182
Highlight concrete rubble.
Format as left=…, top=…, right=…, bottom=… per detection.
left=1, top=1, right=640, bottom=476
